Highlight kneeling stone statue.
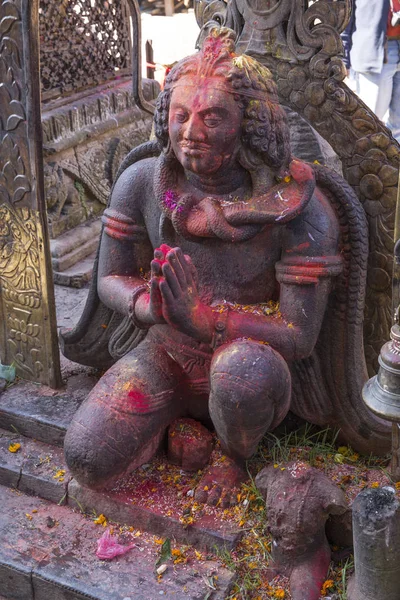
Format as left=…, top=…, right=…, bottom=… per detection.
left=62, top=28, right=390, bottom=505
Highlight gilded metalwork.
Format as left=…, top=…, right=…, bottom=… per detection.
left=0, top=0, right=61, bottom=387
left=39, top=0, right=132, bottom=100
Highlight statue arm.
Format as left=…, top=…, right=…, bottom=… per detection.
left=217, top=190, right=343, bottom=360
left=97, top=163, right=155, bottom=320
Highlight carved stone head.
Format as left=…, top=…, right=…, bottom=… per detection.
left=154, top=27, right=291, bottom=175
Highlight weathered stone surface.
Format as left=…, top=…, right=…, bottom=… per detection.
left=0, top=428, right=67, bottom=503
left=0, top=376, right=96, bottom=446
left=168, top=419, right=214, bottom=472
left=0, top=484, right=235, bottom=600
left=54, top=285, right=90, bottom=332
left=53, top=252, right=97, bottom=288
left=68, top=479, right=242, bottom=552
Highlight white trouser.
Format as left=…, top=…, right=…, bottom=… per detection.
left=355, top=40, right=400, bottom=142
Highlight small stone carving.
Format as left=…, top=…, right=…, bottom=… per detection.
left=255, top=461, right=347, bottom=600
left=44, top=163, right=80, bottom=221
left=168, top=418, right=214, bottom=471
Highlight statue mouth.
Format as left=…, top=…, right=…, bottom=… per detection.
left=180, top=142, right=211, bottom=154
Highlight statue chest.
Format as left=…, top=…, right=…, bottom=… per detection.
left=149, top=213, right=283, bottom=304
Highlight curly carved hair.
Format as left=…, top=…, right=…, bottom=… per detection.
left=154, top=27, right=291, bottom=172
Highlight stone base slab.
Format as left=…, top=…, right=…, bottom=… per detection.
left=0, top=375, right=97, bottom=446
left=68, top=479, right=242, bottom=552
left=0, top=484, right=235, bottom=600
left=0, top=426, right=242, bottom=552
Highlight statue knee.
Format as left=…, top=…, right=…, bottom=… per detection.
left=64, top=417, right=132, bottom=490
left=210, top=339, right=291, bottom=407
left=209, top=341, right=291, bottom=457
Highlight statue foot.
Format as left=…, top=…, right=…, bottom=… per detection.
left=194, top=457, right=247, bottom=508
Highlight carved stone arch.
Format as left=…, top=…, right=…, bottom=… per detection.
left=196, top=0, right=400, bottom=374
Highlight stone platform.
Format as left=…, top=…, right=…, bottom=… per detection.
left=0, top=378, right=243, bottom=548
left=0, top=377, right=240, bottom=599
left=0, top=484, right=234, bottom=600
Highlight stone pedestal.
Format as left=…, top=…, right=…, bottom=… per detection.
left=348, top=487, right=400, bottom=600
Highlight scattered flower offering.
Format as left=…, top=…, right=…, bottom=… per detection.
left=8, top=443, right=21, bottom=453
left=94, top=513, right=108, bottom=526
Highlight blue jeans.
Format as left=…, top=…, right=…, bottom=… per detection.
left=355, top=40, right=400, bottom=143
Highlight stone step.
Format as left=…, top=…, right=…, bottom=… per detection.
left=0, top=428, right=242, bottom=552
left=52, top=237, right=99, bottom=272
left=0, top=375, right=96, bottom=446
left=50, top=219, right=102, bottom=259
left=0, top=483, right=235, bottom=600
left=53, top=251, right=97, bottom=288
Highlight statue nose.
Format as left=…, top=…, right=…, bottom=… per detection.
left=183, top=114, right=207, bottom=141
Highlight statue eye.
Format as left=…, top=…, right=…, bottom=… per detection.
left=203, top=114, right=223, bottom=128
left=174, top=111, right=188, bottom=123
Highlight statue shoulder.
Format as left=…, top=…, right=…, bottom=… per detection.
left=109, top=156, right=157, bottom=217
left=283, top=184, right=341, bottom=257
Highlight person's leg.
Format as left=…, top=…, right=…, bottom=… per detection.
left=375, top=40, right=399, bottom=122
left=386, top=41, right=400, bottom=143
left=355, top=70, right=384, bottom=114
left=64, top=336, right=183, bottom=489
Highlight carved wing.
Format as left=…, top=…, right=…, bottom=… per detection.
left=59, top=140, right=161, bottom=369
left=290, top=164, right=391, bottom=455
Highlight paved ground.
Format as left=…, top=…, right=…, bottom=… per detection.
left=54, top=284, right=89, bottom=332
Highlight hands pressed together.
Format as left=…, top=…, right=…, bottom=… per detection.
left=134, top=244, right=213, bottom=342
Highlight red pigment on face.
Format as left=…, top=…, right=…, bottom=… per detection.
left=127, top=389, right=150, bottom=413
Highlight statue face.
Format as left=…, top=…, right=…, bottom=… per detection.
left=169, top=76, right=242, bottom=176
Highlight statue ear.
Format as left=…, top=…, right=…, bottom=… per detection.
left=237, top=145, right=263, bottom=172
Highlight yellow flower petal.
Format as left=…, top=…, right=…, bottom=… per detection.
left=8, top=443, right=21, bottom=453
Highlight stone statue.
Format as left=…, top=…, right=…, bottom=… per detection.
left=62, top=28, right=390, bottom=504
left=255, top=462, right=347, bottom=600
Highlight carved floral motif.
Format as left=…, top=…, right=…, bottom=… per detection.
left=0, top=133, right=30, bottom=205
left=0, top=0, right=25, bottom=131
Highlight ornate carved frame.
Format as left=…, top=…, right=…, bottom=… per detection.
left=0, top=0, right=154, bottom=387
left=0, top=0, right=61, bottom=386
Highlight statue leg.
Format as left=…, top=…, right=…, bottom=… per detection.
left=195, top=340, right=291, bottom=506
left=209, top=339, right=291, bottom=461
left=64, top=336, right=183, bottom=490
